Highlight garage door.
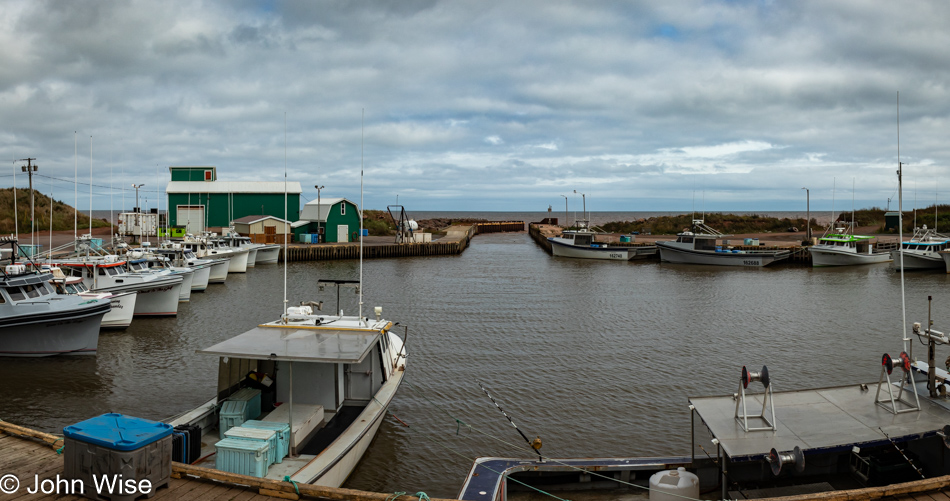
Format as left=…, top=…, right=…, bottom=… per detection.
left=178, top=205, right=205, bottom=235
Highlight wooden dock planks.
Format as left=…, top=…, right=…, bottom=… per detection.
left=0, top=425, right=459, bottom=501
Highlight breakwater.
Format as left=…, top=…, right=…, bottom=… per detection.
left=280, top=221, right=525, bottom=262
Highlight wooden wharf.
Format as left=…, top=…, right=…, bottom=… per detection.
left=280, top=222, right=525, bottom=262
left=0, top=421, right=457, bottom=501
left=5, top=421, right=950, bottom=501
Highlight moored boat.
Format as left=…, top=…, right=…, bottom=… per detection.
left=47, top=268, right=137, bottom=330
left=0, top=237, right=110, bottom=357
left=656, top=220, right=791, bottom=267
left=548, top=224, right=656, bottom=261
left=52, top=256, right=183, bottom=316
left=168, top=282, right=407, bottom=487
left=890, top=226, right=950, bottom=270
left=808, top=224, right=893, bottom=267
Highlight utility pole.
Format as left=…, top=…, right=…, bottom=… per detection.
left=132, top=184, right=145, bottom=244
left=19, top=158, right=37, bottom=248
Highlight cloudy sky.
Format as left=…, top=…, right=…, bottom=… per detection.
left=2, top=1, right=948, bottom=212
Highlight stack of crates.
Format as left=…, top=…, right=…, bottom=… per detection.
left=63, top=413, right=173, bottom=501
left=171, top=424, right=202, bottom=464
left=241, top=420, right=290, bottom=463
left=224, top=427, right=280, bottom=465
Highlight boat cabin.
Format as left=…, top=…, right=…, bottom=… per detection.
left=676, top=232, right=719, bottom=251
left=561, top=231, right=593, bottom=247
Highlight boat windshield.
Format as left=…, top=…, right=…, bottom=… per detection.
left=574, top=234, right=592, bottom=246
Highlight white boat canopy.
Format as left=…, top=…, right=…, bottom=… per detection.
left=197, top=325, right=380, bottom=363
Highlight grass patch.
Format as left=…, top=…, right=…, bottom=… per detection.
left=0, top=188, right=110, bottom=234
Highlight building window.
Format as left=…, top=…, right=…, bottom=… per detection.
left=341, top=204, right=345, bottom=216
left=204, top=170, right=212, bottom=181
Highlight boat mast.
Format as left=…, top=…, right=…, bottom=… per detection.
left=359, top=109, right=364, bottom=324
left=283, top=112, right=288, bottom=317
left=74, top=132, right=77, bottom=242
left=898, top=91, right=908, bottom=353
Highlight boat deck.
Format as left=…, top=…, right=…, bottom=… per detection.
left=689, top=381, right=950, bottom=462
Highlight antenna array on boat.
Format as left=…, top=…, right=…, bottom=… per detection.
left=692, top=220, right=726, bottom=237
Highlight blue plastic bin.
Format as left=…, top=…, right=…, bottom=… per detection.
left=311, top=233, right=319, bottom=244
left=64, top=412, right=172, bottom=451
left=215, top=437, right=270, bottom=478
left=227, top=388, right=262, bottom=421
left=219, top=400, right=247, bottom=438
left=241, top=420, right=290, bottom=463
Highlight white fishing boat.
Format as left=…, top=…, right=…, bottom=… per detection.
left=47, top=267, right=137, bottom=330
left=808, top=224, right=893, bottom=267
left=169, top=295, right=407, bottom=486
left=158, top=243, right=230, bottom=285
left=181, top=234, right=250, bottom=274
left=548, top=224, right=656, bottom=261
left=890, top=226, right=950, bottom=270
left=52, top=255, right=183, bottom=317
left=656, top=220, right=791, bottom=267
left=221, top=229, right=281, bottom=265
left=124, top=249, right=195, bottom=302
left=0, top=237, right=110, bottom=357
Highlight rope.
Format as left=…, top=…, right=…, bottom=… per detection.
left=401, top=379, right=707, bottom=501
left=283, top=475, right=300, bottom=494
left=385, top=492, right=406, bottom=501
left=415, top=492, right=430, bottom=501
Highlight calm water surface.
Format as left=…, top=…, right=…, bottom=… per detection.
left=2, top=232, right=949, bottom=497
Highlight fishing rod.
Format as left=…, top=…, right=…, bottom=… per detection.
left=476, top=380, right=543, bottom=461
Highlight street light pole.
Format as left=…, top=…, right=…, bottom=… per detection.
left=574, top=190, right=586, bottom=226
left=560, top=195, right=568, bottom=228
left=802, top=187, right=810, bottom=242
left=314, top=185, right=324, bottom=242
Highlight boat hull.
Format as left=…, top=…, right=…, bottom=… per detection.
left=96, top=279, right=182, bottom=316
left=549, top=238, right=630, bottom=260
left=293, top=368, right=405, bottom=487
left=245, top=247, right=258, bottom=267
left=657, top=242, right=788, bottom=267
left=891, top=249, right=944, bottom=270
left=225, top=249, right=250, bottom=273
left=207, top=259, right=230, bottom=283
left=0, top=300, right=109, bottom=357
left=188, top=264, right=211, bottom=291
left=88, top=291, right=137, bottom=329
left=809, top=246, right=892, bottom=267
left=254, top=245, right=281, bottom=264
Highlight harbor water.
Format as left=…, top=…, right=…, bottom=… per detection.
left=2, top=230, right=949, bottom=497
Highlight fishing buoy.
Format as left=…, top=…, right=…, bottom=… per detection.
left=649, top=468, right=699, bottom=501
left=531, top=436, right=542, bottom=450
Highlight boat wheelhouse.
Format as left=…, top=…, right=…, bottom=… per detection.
left=808, top=226, right=893, bottom=267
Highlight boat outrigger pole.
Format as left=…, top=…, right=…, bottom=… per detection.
left=476, top=380, right=543, bottom=461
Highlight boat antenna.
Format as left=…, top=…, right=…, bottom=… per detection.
left=898, top=91, right=908, bottom=352
left=283, top=111, right=288, bottom=317
left=48, top=178, right=53, bottom=261
left=110, top=152, right=114, bottom=242
left=476, top=380, right=543, bottom=461
left=359, top=108, right=364, bottom=324
left=74, top=131, right=77, bottom=241
left=89, top=136, right=93, bottom=235
left=851, top=177, right=854, bottom=235
left=13, top=156, right=18, bottom=238
left=831, top=177, right=836, bottom=228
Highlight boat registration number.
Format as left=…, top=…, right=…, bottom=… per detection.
left=743, top=260, right=759, bottom=266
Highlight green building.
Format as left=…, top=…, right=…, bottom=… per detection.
left=166, top=166, right=302, bottom=235
left=298, top=197, right=361, bottom=243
